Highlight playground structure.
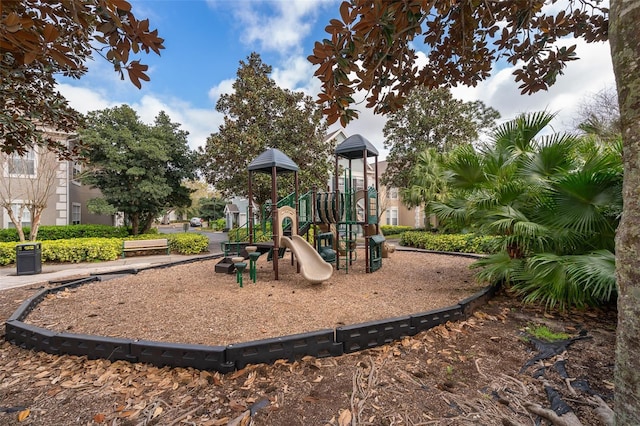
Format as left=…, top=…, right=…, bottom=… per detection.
left=218, top=134, right=386, bottom=283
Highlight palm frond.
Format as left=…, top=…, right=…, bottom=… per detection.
left=444, top=145, right=485, bottom=190
left=519, top=133, right=577, bottom=182
left=472, top=252, right=525, bottom=285
left=491, top=111, right=557, bottom=155
left=430, top=200, right=472, bottom=228
left=546, top=170, right=621, bottom=236
left=564, top=250, right=616, bottom=302
left=511, top=251, right=616, bottom=309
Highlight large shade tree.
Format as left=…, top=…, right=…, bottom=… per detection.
left=311, top=1, right=638, bottom=423
left=1, top=0, right=164, bottom=158
left=199, top=53, right=333, bottom=210
left=80, top=106, right=196, bottom=235
left=382, top=86, right=499, bottom=189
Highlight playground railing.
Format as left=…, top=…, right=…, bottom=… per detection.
left=277, top=192, right=296, bottom=209
left=367, top=186, right=378, bottom=225
left=298, top=190, right=313, bottom=233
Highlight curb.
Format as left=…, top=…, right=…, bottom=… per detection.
left=5, top=252, right=499, bottom=372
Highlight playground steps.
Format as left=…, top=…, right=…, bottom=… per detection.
left=221, top=241, right=250, bottom=257
left=215, top=257, right=237, bottom=274
left=267, top=247, right=286, bottom=261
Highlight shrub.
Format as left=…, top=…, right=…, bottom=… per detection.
left=0, top=225, right=130, bottom=242
left=0, top=242, right=17, bottom=265
left=380, top=225, right=414, bottom=236
left=40, top=238, right=122, bottom=263
left=0, top=233, right=210, bottom=265
left=0, top=229, right=20, bottom=243
left=400, top=231, right=498, bottom=254
left=166, top=233, right=209, bottom=254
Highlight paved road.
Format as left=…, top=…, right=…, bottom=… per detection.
left=156, top=226, right=228, bottom=252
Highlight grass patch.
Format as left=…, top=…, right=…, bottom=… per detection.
left=525, top=324, right=572, bottom=342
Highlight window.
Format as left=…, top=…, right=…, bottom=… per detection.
left=6, top=204, right=31, bottom=228
left=353, top=177, right=364, bottom=191
left=386, top=207, right=398, bottom=226
left=9, top=149, right=36, bottom=176
left=72, top=203, right=81, bottom=225
left=72, top=161, right=82, bottom=183
left=388, top=187, right=398, bottom=200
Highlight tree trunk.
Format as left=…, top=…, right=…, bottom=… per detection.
left=140, top=212, right=154, bottom=234
left=6, top=206, right=27, bottom=242
left=29, top=209, right=42, bottom=241
left=610, top=0, right=640, bottom=423
left=131, top=213, right=140, bottom=235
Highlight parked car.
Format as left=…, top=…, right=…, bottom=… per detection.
left=189, top=217, right=202, bottom=227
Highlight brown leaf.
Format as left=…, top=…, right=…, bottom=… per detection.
left=43, top=23, right=59, bottom=42
left=229, top=367, right=249, bottom=380
left=17, top=409, right=30, bottom=422
left=93, top=413, right=106, bottom=423
left=111, top=0, right=132, bottom=12
left=229, top=399, right=247, bottom=412
left=242, top=371, right=256, bottom=388
left=151, top=406, right=163, bottom=419
left=23, top=51, right=37, bottom=65
left=338, top=409, right=352, bottom=426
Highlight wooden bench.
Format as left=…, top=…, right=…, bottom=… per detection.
left=122, top=238, right=170, bottom=258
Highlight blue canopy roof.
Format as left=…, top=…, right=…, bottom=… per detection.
left=248, top=148, right=299, bottom=174
left=335, top=134, right=379, bottom=159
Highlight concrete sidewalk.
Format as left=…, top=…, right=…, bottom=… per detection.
left=0, top=252, right=220, bottom=291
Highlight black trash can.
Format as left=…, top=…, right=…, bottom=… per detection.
left=16, top=242, right=42, bottom=275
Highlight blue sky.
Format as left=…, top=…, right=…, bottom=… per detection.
left=56, top=0, right=616, bottom=158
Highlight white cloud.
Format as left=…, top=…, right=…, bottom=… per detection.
left=329, top=39, right=616, bottom=161
left=451, top=39, right=615, bottom=132
left=272, top=56, right=320, bottom=94
left=208, top=79, right=235, bottom=102
left=56, top=83, right=119, bottom=114
left=232, top=0, right=337, bottom=55
left=58, top=84, right=222, bottom=151
left=130, top=96, right=223, bottom=150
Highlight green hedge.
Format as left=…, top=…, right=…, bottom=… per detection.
left=166, top=233, right=209, bottom=255
left=41, top=238, right=123, bottom=263
left=0, top=233, right=209, bottom=266
left=0, top=243, right=17, bottom=266
left=400, top=231, right=499, bottom=254
left=380, top=225, right=414, bottom=236
left=0, top=225, right=130, bottom=242
left=118, top=233, right=209, bottom=255
left=0, top=238, right=122, bottom=265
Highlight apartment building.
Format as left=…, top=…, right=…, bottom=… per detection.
left=1, top=130, right=113, bottom=229
left=378, top=160, right=427, bottom=228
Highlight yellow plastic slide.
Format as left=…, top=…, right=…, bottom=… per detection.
left=280, top=235, right=334, bottom=284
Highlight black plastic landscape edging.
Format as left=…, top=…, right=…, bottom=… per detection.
left=5, top=252, right=498, bottom=373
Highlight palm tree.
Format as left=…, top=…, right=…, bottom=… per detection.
left=430, top=112, right=622, bottom=309
left=400, top=148, right=449, bottom=230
